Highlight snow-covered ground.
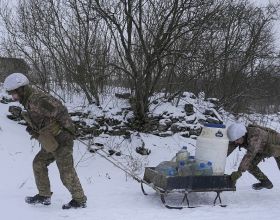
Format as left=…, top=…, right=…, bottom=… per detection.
left=1, top=89, right=280, bottom=220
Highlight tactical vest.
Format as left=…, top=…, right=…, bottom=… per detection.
left=22, top=88, right=61, bottom=152
left=248, top=124, right=280, bottom=157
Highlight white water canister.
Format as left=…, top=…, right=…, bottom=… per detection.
left=195, top=124, right=229, bottom=175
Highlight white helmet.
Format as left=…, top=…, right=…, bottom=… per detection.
left=3, top=73, right=29, bottom=92
left=227, top=123, right=247, bottom=141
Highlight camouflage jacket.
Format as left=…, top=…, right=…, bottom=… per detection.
left=227, top=125, right=280, bottom=172
left=20, top=86, right=75, bottom=135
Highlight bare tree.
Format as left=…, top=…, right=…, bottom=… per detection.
left=167, top=0, right=279, bottom=113
left=92, top=0, right=224, bottom=123
left=0, top=0, right=111, bottom=104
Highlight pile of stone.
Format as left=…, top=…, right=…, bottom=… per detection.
left=3, top=92, right=223, bottom=142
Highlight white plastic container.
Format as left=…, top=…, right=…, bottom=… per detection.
left=195, top=124, right=229, bottom=175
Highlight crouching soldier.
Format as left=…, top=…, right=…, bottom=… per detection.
left=227, top=122, right=280, bottom=190
left=3, top=73, right=87, bottom=209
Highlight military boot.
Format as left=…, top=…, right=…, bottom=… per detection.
left=62, top=199, right=86, bottom=209
left=25, top=194, right=51, bottom=205
left=252, top=180, right=273, bottom=190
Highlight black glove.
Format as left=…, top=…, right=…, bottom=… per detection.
left=26, top=126, right=39, bottom=139
left=230, top=171, right=242, bottom=184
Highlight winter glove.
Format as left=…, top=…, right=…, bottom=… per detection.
left=40, top=122, right=61, bottom=136
left=230, top=171, right=242, bottom=184
left=26, top=126, right=39, bottom=139
left=64, top=125, right=79, bottom=138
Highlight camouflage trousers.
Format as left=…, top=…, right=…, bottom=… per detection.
left=33, top=131, right=87, bottom=203
left=248, top=153, right=280, bottom=182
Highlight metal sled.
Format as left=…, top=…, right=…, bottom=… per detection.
left=141, top=167, right=236, bottom=209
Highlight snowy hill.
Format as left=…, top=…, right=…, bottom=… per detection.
left=1, top=87, right=280, bottom=220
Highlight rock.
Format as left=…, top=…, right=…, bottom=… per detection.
left=190, top=135, right=198, bottom=140
left=0, top=97, right=14, bottom=104
left=108, top=149, right=122, bottom=156
left=185, top=116, right=196, bottom=124
left=74, top=120, right=87, bottom=127
left=95, top=116, right=105, bottom=125
left=204, top=109, right=215, bottom=117
left=179, top=126, right=190, bottom=132
left=170, top=117, right=179, bottom=123
left=197, top=119, right=206, bottom=125
left=115, top=151, right=122, bottom=156
left=152, top=100, right=159, bottom=105
left=181, top=132, right=190, bottom=138
left=69, top=111, right=89, bottom=117
left=189, top=127, right=202, bottom=136
left=178, top=116, right=185, bottom=122
left=79, top=127, right=103, bottom=136
left=89, top=145, right=104, bottom=153
left=181, top=94, right=187, bottom=98
left=115, top=93, right=131, bottom=99
left=105, top=118, right=122, bottom=126
left=123, top=132, right=131, bottom=139
left=69, top=112, right=82, bottom=117
left=170, top=124, right=181, bottom=133
left=7, top=114, right=22, bottom=121
left=8, top=106, right=22, bottom=118
left=157, top=132, right=173, bottom=137
left=107, top=129, right=130, bottom=136
left=190, top=94, right=196, bottom=99
left=95, top=142, right=104, bottom=147
left=116, top=111, right=123, bottom=116
left=92, top=123, right=100, bottom=129
left=158, top=124, right=169, bottom=132
left=136, top=146, right=151, bottom=155
left=170, top=123, right=190, bottom=132
left=158, top=119, right=172, bottom=132
left=164, top=119, right=172, bottom=127
left=184, top=104, right=195, bottom=116
left=139, top=118, right=159, bottom=132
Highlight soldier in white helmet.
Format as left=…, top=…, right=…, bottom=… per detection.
left=227, top=122, right=280, bottom=190
left=3, top=73, right=87, bottom=209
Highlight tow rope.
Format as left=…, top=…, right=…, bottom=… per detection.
left=76, top=138, right=146, bottom=184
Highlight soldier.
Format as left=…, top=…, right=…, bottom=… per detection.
left=3, top=73, right=87, bottom=209
left=227, top=122, right=280, bottom=190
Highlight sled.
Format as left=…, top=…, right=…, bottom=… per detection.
left=141, top=167, right=236, bottom=209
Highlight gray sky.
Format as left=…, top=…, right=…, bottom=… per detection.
left=250, top=0, right=280, bottom=49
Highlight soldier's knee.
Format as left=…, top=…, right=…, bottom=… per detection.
left=60, top=171, right=75, bottom=186
left=33, top=157, right=40, bottom=169
left=33, top=162, right=43, bottom=173
left=32, top=157, right=47, bottom=172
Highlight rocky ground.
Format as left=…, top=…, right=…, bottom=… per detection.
left=1, top=90, right=226, bottom=157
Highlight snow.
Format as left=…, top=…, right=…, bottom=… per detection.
left=1, top=86, right=280, bottom=220
left=1, top=0, right=280, bottom=218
